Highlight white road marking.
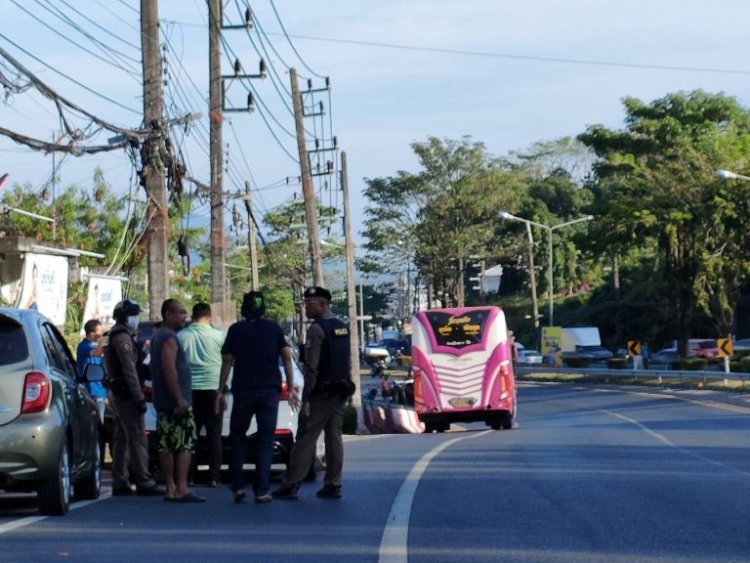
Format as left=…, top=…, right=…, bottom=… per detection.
left=378, top=429, right=492, bottom=563
left=0, top=492, right=111, bottom=536
left=603, top=410, right=750, bottom=478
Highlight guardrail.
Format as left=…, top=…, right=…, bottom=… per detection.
left=515, top=365, right=750, bottom=387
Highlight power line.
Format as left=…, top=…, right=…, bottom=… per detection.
left=266, top=0, right=326, bottom=79
left=285, top=33, right=750, bottom=76
left=54, top=0, right=141, bottom=51
left=0, top=33, right=142, bottom=116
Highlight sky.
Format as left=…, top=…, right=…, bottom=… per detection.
left=1, top=0, right=750, bottom=253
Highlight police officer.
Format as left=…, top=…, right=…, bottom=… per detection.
left=273, top=286, right=354, bottom=500
left=103, top=299, right=161, bottom=496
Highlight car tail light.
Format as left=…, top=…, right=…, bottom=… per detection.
left=22, top=372, right=51, bottom=414
left=274, top=429, right=293, bottom=437
left=280, top=381, right=288, bottom=401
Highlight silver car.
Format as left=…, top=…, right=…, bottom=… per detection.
left=0, top=309, right=102, bottom=515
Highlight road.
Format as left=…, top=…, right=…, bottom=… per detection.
left=3, top=382, right=750, bottom=562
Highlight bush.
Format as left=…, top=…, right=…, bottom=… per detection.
left=607, top=358, right=629, bottom=370
left=342, top=402, right=358, bottom=434
left=730, top=356, right=750, bottom=373
left=671, top=358, right=708, bottom=371
left=564, top=357, right=591, bottom=368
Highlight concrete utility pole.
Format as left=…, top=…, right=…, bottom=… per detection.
left=141, top=0, right=169, bottom=319
left=290, top=68, right=324, bottom=286
left=209, top=0, right=226, bottom=304
left=341, top=152, right=361, bottom=407
left=244, top=181, right=260, bottom=290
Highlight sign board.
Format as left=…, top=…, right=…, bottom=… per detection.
left=16, top=253, right=69, bottom=326
left=627, top=340, right=641, bottom=357
left=717, top=337, right=733, bottom=358
left=81, top=274, right=124, bottom=330
left=541, top=326, right=562, bottom=366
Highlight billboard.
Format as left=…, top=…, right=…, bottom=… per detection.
left=81, top=274, right=123, bottom=329
left=16, top=252, right=69, bottom=326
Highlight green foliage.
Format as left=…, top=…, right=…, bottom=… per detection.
left=579, top=90, right=750, bottom=355
left=671, top=358, right=709, bottom=371
left=730, top=356, right=750, bottom=373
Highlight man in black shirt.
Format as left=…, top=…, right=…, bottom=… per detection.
left=217, top=291, right=298, bottom=504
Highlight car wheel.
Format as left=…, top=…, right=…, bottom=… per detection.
left=38, top=437, right=72, bottom=516
left=74, top=440, right=102, bottom=500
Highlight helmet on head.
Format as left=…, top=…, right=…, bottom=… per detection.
left=112, top=299, right=141, bottom=323
left=240, top=291, right=265, bottom=318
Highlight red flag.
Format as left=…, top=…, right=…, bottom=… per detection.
left=0, top=173, right=8, bottom=190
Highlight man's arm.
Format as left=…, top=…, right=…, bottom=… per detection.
left=112, top=334, right=145, bottom=403
left=280, top=346, right=299, bottom=409
left=160, top=337, right=188, bottom=413
left=215, top=354, right=233, bottom=414
left=302, top=324, right=324, bottom=402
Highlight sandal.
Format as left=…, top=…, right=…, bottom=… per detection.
left=172, top=491, right=206, bottom=503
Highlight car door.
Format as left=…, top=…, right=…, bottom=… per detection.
left=41, top=323, right=95, bottom=473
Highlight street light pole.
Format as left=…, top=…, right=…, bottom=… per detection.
left=500, top=212, right=594, bottom=326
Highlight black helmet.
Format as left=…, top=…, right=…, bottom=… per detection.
left=240, top=291, right=265, bottom=318
left=113, top=299, right=141, bottom=323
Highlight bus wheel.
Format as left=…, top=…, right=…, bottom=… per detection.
left=423, top=422, right=434, bottom=433
left=436, top=423, right=449, bottom=433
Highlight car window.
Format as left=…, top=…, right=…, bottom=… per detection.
left=42, top=323, right=77, bottom=378
left=0, top=316, right=29, bottom=366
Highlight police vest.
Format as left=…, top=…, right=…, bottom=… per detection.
left=103, top=324, right=146, bottom=397
left=313, top=317, right=351, bottom=390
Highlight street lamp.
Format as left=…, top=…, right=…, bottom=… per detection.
left=499, top=211, right=594, bottom=326
left=716, top=168, right=750, bottom=182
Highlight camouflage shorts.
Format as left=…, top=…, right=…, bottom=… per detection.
left=156, top=408, right=196, bottom=453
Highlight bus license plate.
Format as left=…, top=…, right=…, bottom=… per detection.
left=448, top=397, right=476, bottom=408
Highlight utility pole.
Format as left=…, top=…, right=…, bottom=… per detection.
left=341, top=152, right=361, bottom=409
left=209, top=0, right=225, bottom=304
left=290, top=67, right=324, bottom=286
left=141, top=0, right=169, bottom=319
left=244, top=181, right=259, bottom=290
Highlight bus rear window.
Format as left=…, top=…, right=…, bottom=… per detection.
left=425, top=310, right=490, bottom=349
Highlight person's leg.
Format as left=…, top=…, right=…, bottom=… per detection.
left=118, top=401, right=155, bottom=490
left=281, top=395, right=338, bottom=485
left=160, top=451, right=176, bottom=499
left=253, top=388, right=280, bottom=498
left=109, top=396, right=131, bottom=491
left=203, top=390, right=224, bottom=484
left=174, top=450, right=192, bottom=498
left=322, top=397, right=345, bottom=487
left=228, top=394, right=252, bottom=494
left=190, top=390, right=211, bottom=483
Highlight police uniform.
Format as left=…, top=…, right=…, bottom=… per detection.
left=274, top=287, right=353, bottom=498
left=104, top=321, right=158, bottom=495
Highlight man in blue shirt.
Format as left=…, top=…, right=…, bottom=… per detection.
left=77, top=319, right=106, bottom=421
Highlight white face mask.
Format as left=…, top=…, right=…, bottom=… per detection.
left=127, top=316, right=140, bottom=330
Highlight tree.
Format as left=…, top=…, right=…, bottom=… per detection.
left=579, top=90, right=750, bottom=355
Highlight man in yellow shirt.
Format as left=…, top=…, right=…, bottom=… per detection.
left=177, top=303, right=225, bottom=486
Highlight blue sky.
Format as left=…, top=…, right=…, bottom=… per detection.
left=1, top=0, right=749, bottom=247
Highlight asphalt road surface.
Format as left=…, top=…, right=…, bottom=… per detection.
left=3, top=382, right=750, bottom=563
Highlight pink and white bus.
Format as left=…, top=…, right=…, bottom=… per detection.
left=411, top=306, right=517, bottom=432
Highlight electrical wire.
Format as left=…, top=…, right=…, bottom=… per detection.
left=267, top=0, right=326, bottom=79
left=0, top=34, right=142, bottom=117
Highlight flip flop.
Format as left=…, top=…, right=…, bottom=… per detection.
left=172, top=492, right=206, bottom=503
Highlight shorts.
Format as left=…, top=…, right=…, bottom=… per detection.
left=156, top=408, right=196, bottom=453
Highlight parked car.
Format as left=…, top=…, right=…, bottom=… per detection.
left=648, top=347, right=697, bottom=369
left=364, top=342, right=392, bottom=366
left=689, top=339, right=720, bottom=363
left=0, top=309, right=102, bottom=515
left=145, top=354, right=323, bottom=479
left=523, top=349, right=543, bottom=365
